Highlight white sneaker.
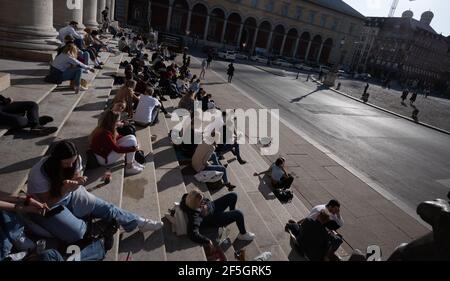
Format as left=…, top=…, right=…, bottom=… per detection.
left=254, top=251, right=272, bottom=261
left=125, top=163, right=143, bottom=175
left=134, top=161, right=146, bottom=169
left=237, top=232, right=256, bottom=241
left=138, top=219, right=164, bottom=232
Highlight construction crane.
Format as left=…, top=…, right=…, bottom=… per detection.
left=388, top=0, right=400, bottom=17
left=388, top=0, right=416, bottom=17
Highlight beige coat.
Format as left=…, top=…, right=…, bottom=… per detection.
left=192, top=143, right=215, bottom=172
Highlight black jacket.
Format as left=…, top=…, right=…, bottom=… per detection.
left=179, top=193, right=211, bottom=245
left=0, top=95, right=10, bottom=106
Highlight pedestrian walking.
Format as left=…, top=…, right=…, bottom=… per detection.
left=207, top=54, right=213, bottom=69
left=227, top=63, right=235, bottom=83
left=364, top=83, right=369, bottom=95
left=410, top=91, right=418, bottom=105
left=412, top=108, right=419, bottom=123
left=318, top=70, right=324, bottom=81
left=306, top=73, right=310, bottom=81
left=424, top=88, right=430, bottom=99
left=200, top=58, right=207, bottom=79
left=401, top=89, right=409, bottom=103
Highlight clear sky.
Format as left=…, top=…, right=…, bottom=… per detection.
left=343, top=0, right=450, bottom=36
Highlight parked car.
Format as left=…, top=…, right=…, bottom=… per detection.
left=272, top=59, right=294, bottom=68
left=235, top=53, right=249, bottom=60
left=294, top=64, right=313, bottom=71
left=249, top=55, right=268, bottom=64
left=354, top=73, right=372, bottom=80
left=217, top=50, right=236, bottom=61
left=312, top=65, right=330, bottom=74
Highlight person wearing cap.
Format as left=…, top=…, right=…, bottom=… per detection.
left=58, top=21, right=84, bottom=50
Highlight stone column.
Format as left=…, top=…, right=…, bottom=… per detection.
left=251, top=27, right=259, bottom=53
left=83, top=0, right=98, bottom=29
left=265, top=30, right=273, bottom=54
left=54, top=0, right=85, bottom=31
left=316, top=41, right=325, bottom=63
left=279, top=33, right=287, bottom=56
left=292, top=37, right=300, bottom=58
left=203, top=15, right=210, bottom=41
left=110, top=0, right=115, bottom=21
left=105, top=0, right=111, bottom=17
left=304, top=40, right=312, bottom=61
left=166, top=4, right=173, bottom=32
left=186, top=8, right=192, bottom=35
left=0, top=0, right=59, bottom=62
left=220, top=19, right=228, bottom=44
left=97, top=0, right=106, bottom=24
left=236, top=23, right=244, bottom=48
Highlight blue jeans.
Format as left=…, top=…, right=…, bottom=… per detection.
left=30, top=193, right=140, bottom=244
left=0, top=211, right=25, bottom=260
left=61, top=67, right=83, bottom=87
left=80, top=50, right=90, bottom=65
left=205, top=152, right=229, bottom=184
left=202, top=193, right=246, bottom=234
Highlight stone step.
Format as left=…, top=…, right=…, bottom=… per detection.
left=224, top=158, right=288, bottom=261
left=150, top=106, right=207, bottom=261
left=117, top=126, right=167, bottom=261
left=0, top=72, right=10, bottom=92
left=0, top=52, right=110, bottom=138
left=52, top=52, right=124, bottom=261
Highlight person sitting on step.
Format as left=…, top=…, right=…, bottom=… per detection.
left=89, top=111, right=144, bottom=176
left=112, top=79, right=139, bottom=119
left=0, top=95, right=57, bottom=135
left=192, top=137, right=236, bottom=191
left=134, top=87, right=161, bottom=127
left=303, top=199, right=344, bottom=231
left=27, top=140, right=162, bottom=246
left=254, top=157, right=293, bottom=190
left=216, top=111, right=246, bottom=165
left=180, top=189, right=255, bottom=251
left=57, top=21, right=84, bottom=50
left=285, top=209, right=343, bottom=261
left=98, top=101, right=135, bottom=137
left=48, top=43, right=94, bottom=94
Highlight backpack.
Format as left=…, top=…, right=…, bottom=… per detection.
left=85, top=149, right=100, bottom=170
left=194, top=170, right=224, bottom=183
left=134, top=150, right=146, bottom=165
left=274, top=189, right=294, bottom=203
left=165, top=202, right=188, bottom=236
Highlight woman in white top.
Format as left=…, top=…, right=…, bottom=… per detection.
left=26, top=140, right=163, bottom=244
left=50, top=43, right=94, bottom=94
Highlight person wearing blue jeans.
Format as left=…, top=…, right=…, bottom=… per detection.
left=27, top=140, right=164, bottom=244
left=50, top=43, right=94, bottom=94
left=0, top=211, right=25, bottom=260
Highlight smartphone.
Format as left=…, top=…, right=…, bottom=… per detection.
left=44, top=205, right=64, bottom=218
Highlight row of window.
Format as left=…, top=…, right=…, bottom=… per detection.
left=232, top=0, right=356, bottom=34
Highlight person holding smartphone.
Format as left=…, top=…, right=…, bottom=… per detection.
left=26, top=140, right=163, bottom=245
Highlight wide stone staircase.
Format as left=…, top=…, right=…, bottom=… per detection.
left=0, top=39, right=348, bottom=261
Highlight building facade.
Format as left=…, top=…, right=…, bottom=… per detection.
left=364, top=11, right=450, bottom=90
left=120, top=0, right=365, bottom=67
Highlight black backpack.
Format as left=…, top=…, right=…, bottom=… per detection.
left=85, top=149, right=100, bottom=170
left=274, top=189, right=294, bottom=203
left=134, top=150, right=146, bottom=165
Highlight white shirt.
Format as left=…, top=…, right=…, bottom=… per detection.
left=51, top=53, right=91, bottom=72
left=58, top=25, right=83, bottom=43
left=27, top=155, right=83, bottom=195
left=307, top=204, right=344, bottom=227
left=134, top=95, right=161, bottom=124
left=271, top=163, right=285, bottom=182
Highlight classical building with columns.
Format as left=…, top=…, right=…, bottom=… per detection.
left=0, top=0, right=117, bottom=61
left=119, top=0, right=365, bottom=67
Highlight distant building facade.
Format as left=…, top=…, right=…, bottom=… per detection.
left=362, top=11, right=450, bottom=91
left=117, top=0, right=365, bottom=67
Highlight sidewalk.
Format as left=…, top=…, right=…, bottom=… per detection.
left=187, top=57, right=429, bottom=258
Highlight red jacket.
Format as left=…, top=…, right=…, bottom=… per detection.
left=90, top=129, right=136, bottom=162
